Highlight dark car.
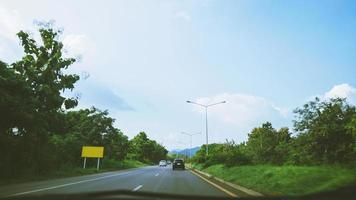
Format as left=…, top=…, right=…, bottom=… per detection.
left=172, top=158, right=185, bottom=170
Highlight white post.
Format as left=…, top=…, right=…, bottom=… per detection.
left=83, top=157, right=87, bottom=169
left=186, top=100, right=225, bottom=157
left=190, top=135, right=192, bottom=158
left=205, top=107, right=209, bottom=156
left=97, top=158, right=100, bottom=171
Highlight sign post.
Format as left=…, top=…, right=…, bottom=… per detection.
left=81, top=146, right=104, bottom=170
left=83, top=157, right=87, bottom=169
left=97, top=158, right=100, bottom=171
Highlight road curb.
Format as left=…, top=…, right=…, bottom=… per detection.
left=188, top=166, right=264, bottom=197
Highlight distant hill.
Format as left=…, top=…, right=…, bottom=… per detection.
left=169, top=146, right=200, bottom=157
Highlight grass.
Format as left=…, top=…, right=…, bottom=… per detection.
left=101, top=159, right=146, bottom=170
left=0, top=159, right=146, bottom=185
left=191, top=164, right=356, bottom=196
left=50, top=159, right=146, bottom=177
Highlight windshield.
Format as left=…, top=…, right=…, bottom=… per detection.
left=0, top=0, right=355, bottom=199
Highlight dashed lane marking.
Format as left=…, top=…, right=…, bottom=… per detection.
left=132, top=185, right=143, bottom=191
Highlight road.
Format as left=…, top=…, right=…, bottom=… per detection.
left=0, top=166, right=231, bottom=198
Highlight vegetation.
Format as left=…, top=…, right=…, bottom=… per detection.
left=129, top=132, right=168, bottom=164
left=193, top=98, right=355, bottom=167
left=191, top=97, right=356, bottom=195
left=192, top=164, right=356, bottom=196
left=0, top=25, right=167, bottom=180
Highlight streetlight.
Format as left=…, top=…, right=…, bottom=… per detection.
left=181, top=132, right=201, bottom=158
left=186, top=100, right=226, bottom=156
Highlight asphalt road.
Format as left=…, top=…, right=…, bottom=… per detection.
left=0, top=166, right=229, bottom=198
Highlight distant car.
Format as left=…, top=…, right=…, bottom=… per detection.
left=159, top=160, right=167, bottom=167
left=167, top=160, right=171, bottom=165
left=172, top=158, right=185, bottom=170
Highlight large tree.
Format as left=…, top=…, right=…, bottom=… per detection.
left=246, top=122, right=291, bottom=164
left=293, top=97, right=356, bottom=164
left=0, top=25, right=79, bottom=176
left=50, top=107, right=130, bottom=167
left=129, top=132, right=167, bottom=163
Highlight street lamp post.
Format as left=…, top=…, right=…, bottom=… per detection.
left=181, top=132, right=201, bottom=158
left=186, top=100, right=226, bottom=156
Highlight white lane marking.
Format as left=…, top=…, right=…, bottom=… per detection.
left=155, top=173, right=159, bottom=176
left=132, top=185, right=142, bottom=191
left=189, top=170, right=237, bottom=197
left=8, top=171, right=135, bottom=197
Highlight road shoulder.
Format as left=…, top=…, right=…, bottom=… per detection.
left=188, top=166, right=264, bottom=197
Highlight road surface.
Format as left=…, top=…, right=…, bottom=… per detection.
left=0, top=166, right=231, bottom=198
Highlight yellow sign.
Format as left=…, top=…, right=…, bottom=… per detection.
left=81, top=146, right=104, bottom=158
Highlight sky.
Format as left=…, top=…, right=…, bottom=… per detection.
left=1, top=0, right=356, bottom=150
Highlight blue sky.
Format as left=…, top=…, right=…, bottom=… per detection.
left=1, top=0, right=355, bottom=149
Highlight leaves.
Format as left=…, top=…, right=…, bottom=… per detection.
left=0, top=25, right=167, bottom=179
left=293, top=98, right=355, bottom=164
left=193, top=98, right=356, bottom=167
left=129, top=132, right=168, bottom=163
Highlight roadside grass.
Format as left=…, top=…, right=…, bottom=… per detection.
left=101, top=159, right=146, bottom=170
left=0, top=159, right=145, bottom=185
left=191, top=164, right=356, bottom=196
left=51, top=159, right=146, bottom=177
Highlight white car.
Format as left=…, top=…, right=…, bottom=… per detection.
left=159, top=160, right=167, bottom=167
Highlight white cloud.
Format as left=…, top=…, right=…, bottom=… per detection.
left=324, top=83, right=356, bottom=99
left=0, top=6, right=25, bottom=42
left=321, top=83, right=356, bottom=104
left=192, top=93, right=289, bottom=126
left=0, top=5, right=29, bottom=62
left=62, top=34, right=95, bottom=61
left=174, top=10, right=191, bottom=22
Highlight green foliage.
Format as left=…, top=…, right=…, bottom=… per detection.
left=129, top=132, right=168, bottom=163
left=192, top=98, right=355, bottom=167
left=192, top=142, right=251, bottom=167
left=293, top=98, right=355, bottom=164
left=199, top=164, right=356, bottom=196
left=0, top=26, right=80, bottom=177
left=246, top=123, right=291, bottom=164
left=49, top=107, right=130, bottom=168
left=0, top=25, right=167, bottom=180
left=101, top=159, right=145, bottom=170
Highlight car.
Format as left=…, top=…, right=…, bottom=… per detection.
left=172, top=158, right=185, bottom=170
left=159, top=160, right=167, bottom=167
left=167, top=160, right=171, bottom=165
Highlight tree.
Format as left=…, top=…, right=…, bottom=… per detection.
left=129, top=132, right=150, bottom=162
left=0, top=25, right=79, bottom=177
left=129, top=132, right=168, bottom=163
left=245, top=122, right=291, bottom=164
left=246, top=122, right=276, bottom=164
left=346, top=114, right=356, bottom=155
left=50, top=107, right=130, bottom=167
left=274, top=127, right=292, bottom=164
left=293, top=97, right=356, bottom=164
left=148, top=140, right=168, bottom=163
left=104, top=128, right=129, bottom=161
left=219, top=140, right=251, bottom=166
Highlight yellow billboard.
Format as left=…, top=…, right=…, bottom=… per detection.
left=81, top=146, right=104, bottom=158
